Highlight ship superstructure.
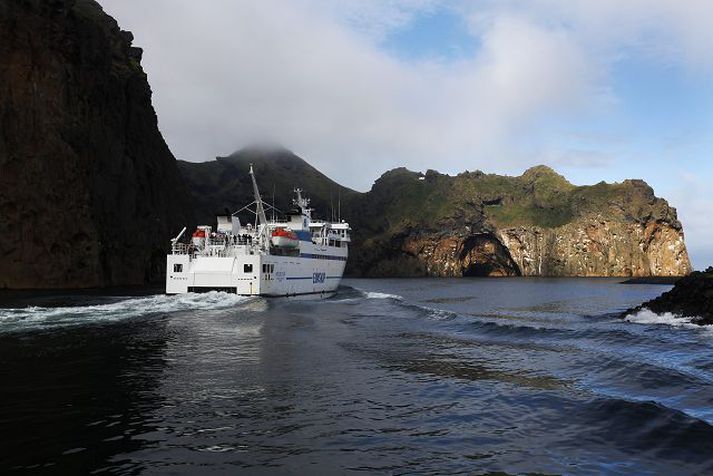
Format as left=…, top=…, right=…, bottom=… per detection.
left=166, top=166, right=350, bottom=297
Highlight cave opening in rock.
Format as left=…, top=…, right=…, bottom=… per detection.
left=459, top=234, right=522, bottom=277
left=463, top=263, right=497, bottom=277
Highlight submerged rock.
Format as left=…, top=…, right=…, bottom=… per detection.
left=622, top=268, right=713, bottom=326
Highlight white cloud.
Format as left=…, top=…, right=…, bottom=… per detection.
left=669, top=173, right=713, bottom=269
left=99, top=0, right=713, bottom=265
left=493, top=0, right=713, bottom=70
left=101, top=0, right=595, bottom=190
left=311, top=0, right=441, bottom=41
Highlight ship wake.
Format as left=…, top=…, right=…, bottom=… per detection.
left=0, top=292, right=252, bottom=333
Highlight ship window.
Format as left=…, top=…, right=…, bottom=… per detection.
left=244, top=264, right=253, bottom=273
left=270, top=264, right=274, bottom=273
left=173, top=263, right=183, bottom=273
left=262, top=264, right=267, bottom=273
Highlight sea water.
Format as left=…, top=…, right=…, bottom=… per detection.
left=1, top=278, right=712, bottom=474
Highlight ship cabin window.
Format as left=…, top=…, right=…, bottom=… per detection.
left=270, top=264, right=274, bottom=273
left=173, top=263, right=183, bottom=273
left=244, top=264, right=253, bottom=273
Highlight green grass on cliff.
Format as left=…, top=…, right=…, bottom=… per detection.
left=177, top=150, right=679, bottom=238
left=357, top=165, right=676, bottom=233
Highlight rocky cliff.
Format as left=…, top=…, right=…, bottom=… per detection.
left=346, top=166, right=691, bottom=277
left=0, top=0, right=193, bottom=288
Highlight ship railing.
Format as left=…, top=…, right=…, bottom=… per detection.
left=172, top=242, right=189, bottom=255
left=207, top=236, right=255, bottom=246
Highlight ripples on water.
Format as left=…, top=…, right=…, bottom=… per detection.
left=1, top=278, right=712, bottom=475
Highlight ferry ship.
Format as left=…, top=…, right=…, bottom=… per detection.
left=166, top=166, right=350, bottom=297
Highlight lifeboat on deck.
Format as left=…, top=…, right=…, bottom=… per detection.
left=192, top=228, right=206, bottom=247
left=271, top=228, right=299, bottom=248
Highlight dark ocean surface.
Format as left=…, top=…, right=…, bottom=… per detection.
left=1, top=278, right=712, bottom=475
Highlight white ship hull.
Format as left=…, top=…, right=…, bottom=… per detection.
left=166, top=244, right=347, bottom=297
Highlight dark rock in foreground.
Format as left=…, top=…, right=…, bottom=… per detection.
left=622, top=268, right=713, bottom=325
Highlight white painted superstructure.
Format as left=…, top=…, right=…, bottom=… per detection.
left=166, top=166, right=351, bottom=297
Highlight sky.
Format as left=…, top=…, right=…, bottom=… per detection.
left=102, top=0, right=713, bottom=269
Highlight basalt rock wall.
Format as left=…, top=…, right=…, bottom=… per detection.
left=0, top=0, right=193, bottom=288
left=399, top=233, right=520, bottom=277
left=498, top=216, right=690, bottom=277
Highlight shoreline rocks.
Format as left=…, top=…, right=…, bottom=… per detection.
left=621, top=268, right=713, bottom=326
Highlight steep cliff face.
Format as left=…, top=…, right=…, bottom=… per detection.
left=346, top=166, right=692, bottom=278
left=499, top=217, right=689, bottom=277
left=0, top=0, right=193, bottom=288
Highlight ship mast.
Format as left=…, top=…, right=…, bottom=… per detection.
left=249, top=164, right=268, bottom=226
left=249, top=164, right=270, bottom=249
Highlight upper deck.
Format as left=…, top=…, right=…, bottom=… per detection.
left=169, top=168, right=351, bottom=260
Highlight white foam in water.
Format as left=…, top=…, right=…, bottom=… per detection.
left=0, top=292, right=252, bottom=331
left=364, top=291, right=404, bottom=301
left=418, top=305, right=457, bottom=321
left=624, top=308, right=705, bottom=329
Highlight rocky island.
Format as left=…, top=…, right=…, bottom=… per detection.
left=179, top=150, right=692, bottom=279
